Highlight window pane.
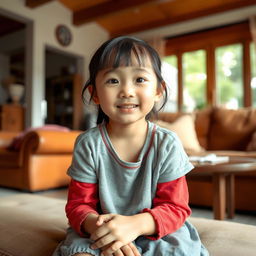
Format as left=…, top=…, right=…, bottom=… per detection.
left=251, top=42, right=256, bottom=107
left=162, top=55, right=178, bottom=112
left=215, top=44, right=243, bottom=109
left=182, top=50, right=206, bottom=112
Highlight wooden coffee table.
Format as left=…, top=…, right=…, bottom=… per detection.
left=188, top=156, right=256, bottom=220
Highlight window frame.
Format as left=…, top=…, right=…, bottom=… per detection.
left=165, top=21, right=252, bottom=111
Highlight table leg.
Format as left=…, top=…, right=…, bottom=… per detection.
left=213, top=174, right=226, bottom=220
left=226, top=174, right=235, bottom=218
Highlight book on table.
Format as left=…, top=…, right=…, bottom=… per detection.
left=189, top=154, right=229, bottom=164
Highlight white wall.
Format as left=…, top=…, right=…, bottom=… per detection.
left=0, top=0, right=108, bottom=127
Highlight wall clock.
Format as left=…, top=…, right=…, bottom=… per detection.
left=55, top=25, right=72, bottom=47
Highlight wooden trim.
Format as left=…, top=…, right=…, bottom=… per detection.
left=165, top=21, right=254, bottom=109
left=111, top=0, right=256, bottom=36
left=166, top=21, right=251, bottom=55
left=73, top=0, right=157, bottom=26
left=206, top=45, right=216, bottom=106
left=177, top=53, right=183, bottom=111
left=26, top=0, right=53, bottom=8
left=243, top=40, right=252, bottom=107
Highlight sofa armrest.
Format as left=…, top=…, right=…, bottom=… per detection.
left=0, top=131, right=19, bottom=148
left=20, top=130, right=82, bottom=155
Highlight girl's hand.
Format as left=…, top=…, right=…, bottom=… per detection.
left=90, top=214, right=143, bottom=255
left=112, top=243, right=141, bottom=256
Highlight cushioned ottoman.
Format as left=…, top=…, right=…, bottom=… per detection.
left=0, top=194, right=256, bottom=256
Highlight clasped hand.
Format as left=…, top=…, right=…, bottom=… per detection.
left=90, top=213, right=141, bottom=256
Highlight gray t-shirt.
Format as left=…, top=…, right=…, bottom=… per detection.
left=68, top=121, right=193, bottom=216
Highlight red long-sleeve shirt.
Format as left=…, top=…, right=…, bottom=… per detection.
left=65, top=176, right=191, bottom=240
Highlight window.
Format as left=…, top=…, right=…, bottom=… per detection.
left=215, top=44, right=243, bottom=108
left=164, top=21, right=254, bottom=111
left=183, top=50, right=206, bottom=111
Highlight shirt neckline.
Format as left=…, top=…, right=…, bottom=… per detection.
left=99, top=121, right=156, bottom=169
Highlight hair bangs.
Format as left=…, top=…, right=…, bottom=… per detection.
left=98, top=40, right=151, bottom=70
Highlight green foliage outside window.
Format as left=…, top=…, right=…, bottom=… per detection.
left=163, top=56, right=177, bottom=68
left=163, top=42, right=255, bottom=111
left=251, top=43, right=256, bottom=107
left=183, top=50, right=206, bottom=110
left=215, top=44, right=243, bottom=108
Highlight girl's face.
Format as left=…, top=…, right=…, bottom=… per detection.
left=93, top=53, right=163, bottom=126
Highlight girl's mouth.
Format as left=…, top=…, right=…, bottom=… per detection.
left=116, top=104, right=139, bottom=109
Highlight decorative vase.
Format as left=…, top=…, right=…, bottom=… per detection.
left=9, top=84, right=24, bottom=104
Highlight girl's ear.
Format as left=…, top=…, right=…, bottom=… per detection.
left=154, top=81, right=165, bottom=102
left=88, top=85, right=100, bottom=105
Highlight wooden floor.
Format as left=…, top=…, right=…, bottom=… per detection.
left=0, top=187, right=255, bottom=226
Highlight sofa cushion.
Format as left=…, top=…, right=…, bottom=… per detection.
left=189, top=217, right=256, bottom=256
left=157, top=108, right=212, bottom=149
left=1, top=194, right=256, bottom=256
left=155, top=115, right=204, bottom=152
left=208, top=107, right=256, bottom=150
left=246, top=131, right=256, bottom=151
left=194, top=107, right=212, bottom=149
left=0, top=194, right=66, bottom=256
left=7, top=125, right=70, bottom=151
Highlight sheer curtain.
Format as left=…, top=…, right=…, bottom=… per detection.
left=146, top=36, right=178, bottom=112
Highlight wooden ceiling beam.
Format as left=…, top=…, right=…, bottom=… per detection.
left=26, top=0, right=54, bottom=8
left=111, top=0, right=256, bottom=36
left=73, top=0, right=160, bottom=26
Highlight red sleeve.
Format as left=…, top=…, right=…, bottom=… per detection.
left=65, top=179, right=99, bottom=236
left=142, top=176, right=191, bottom=240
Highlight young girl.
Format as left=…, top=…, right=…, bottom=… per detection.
left=53, top=36, right=208, bottom=256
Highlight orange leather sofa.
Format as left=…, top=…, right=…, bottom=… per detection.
left=0, top=130, right=81, bottom=191
left=157, top=107, right=256, bottom=212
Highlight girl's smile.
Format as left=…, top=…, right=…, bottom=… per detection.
left=116, top=102, right=139, bottom=113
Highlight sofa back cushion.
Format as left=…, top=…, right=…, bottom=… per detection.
left=246, top=131, right=256, bottom=151
left=158, top=108, right=211, bottom=149
left=194, top=107, right=212, bottom=149
left=208, top=107, right=256, bottom=150
left=155, top=115, right=204, bottom=152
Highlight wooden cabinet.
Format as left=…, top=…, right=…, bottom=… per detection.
left=0, top=104, right=25, bottom=131
left=45, top=74, right=83, bottom=129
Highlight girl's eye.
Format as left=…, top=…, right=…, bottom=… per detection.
left=136, top=77, right=146, bottom=83
left=106, top=78, right=119, bottom=84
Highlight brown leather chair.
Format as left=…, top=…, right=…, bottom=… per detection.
left=0, top=130, right=81, bottom=191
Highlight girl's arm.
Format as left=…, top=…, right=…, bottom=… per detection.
left=65, top=179, right=99, bottom=236
left=66, top=179, right=142, bottom=256
left=142, top=176, right=191, bottom=240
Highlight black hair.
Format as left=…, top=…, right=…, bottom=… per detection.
left=82, top=36, right=168, bottom=124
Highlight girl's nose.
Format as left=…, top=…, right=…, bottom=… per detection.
left=119, top=84, right=135, bottom=98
